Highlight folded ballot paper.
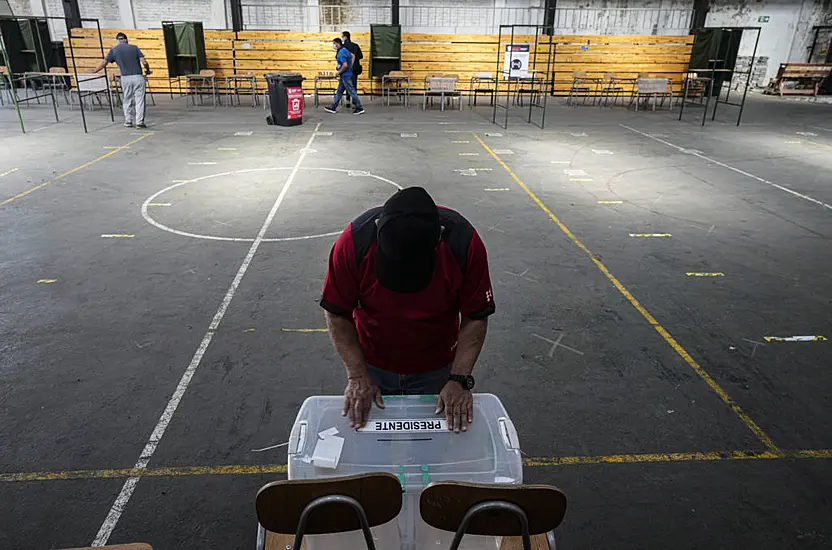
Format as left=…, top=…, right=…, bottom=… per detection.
left=311, top=427, right=344, bottom=469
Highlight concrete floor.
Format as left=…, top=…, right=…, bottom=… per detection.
left=1, top=90, right=831, bottom=549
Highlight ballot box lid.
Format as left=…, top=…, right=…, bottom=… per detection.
left=287, top=393, right=522, bottom=491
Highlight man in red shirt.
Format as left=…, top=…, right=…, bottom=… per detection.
left=321, top=187, right=495, bottom=432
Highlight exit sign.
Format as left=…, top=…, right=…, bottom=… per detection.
left=758, top=16, right=770, bottom=23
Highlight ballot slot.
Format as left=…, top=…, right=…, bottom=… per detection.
left=288, top=394, right=522, bottom=550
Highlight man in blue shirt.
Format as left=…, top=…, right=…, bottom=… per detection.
left=325, top=38, right=364, bottom=115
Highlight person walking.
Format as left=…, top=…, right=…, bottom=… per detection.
left=341, top=31, right=363, bottom=108
left=321, top=187, right=495, bottom=432
left=93, top=32, right=151, bottom=128
left=325, top=37, right=364, bottom=115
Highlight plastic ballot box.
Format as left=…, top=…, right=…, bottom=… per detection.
left=287, top=394, right=522, bottom=550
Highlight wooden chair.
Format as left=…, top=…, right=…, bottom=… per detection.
left=314, top=70, right=340, bottom=107
left=255, top=473, right=403, bottom=550
left=0, top=65, right=12, bottom=106
left=382, top=70, right=409, bottom=106
left=420, top=481, right=567, bottom=550
left=469, top=72, right=495, bottom=107
left=40, top=67, right=70, bottom=105
left=187, top=69, right=218, bottom=107
left=567, top=70, right=593, bottom=106
left=599, top=72, right=625, bottom=107
left=513, top=75, right=544, bottom=107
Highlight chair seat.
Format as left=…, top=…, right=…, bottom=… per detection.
left=499, top=534, right=551, bottom=550
left=265, top=531, right=307, bottom=550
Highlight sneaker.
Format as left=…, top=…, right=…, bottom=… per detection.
left=324, top=106, right=337, bottom=114
left=124, top=121, right=134, bottom=128
left=136, top=122, right=147, bottom=129
left=353, top=108, right=365, bottom=116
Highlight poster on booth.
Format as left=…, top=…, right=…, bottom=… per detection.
left=503, top=44, right=530, bottom=79
left=286, top=87, right=304, bottom=120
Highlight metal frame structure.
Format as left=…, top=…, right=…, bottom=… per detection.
left=678, top=26, right=760, bottom=127
left=492, top=24, right=555, bottom=130
left=807, top=25, right=832, bottom=63
left=0, top=14, right=112, bottom=133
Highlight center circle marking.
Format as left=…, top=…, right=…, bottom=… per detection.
left=141, top=167, right=402, bottom=243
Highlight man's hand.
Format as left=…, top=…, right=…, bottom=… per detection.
left=342, top=376, right=384, bottom=428
left=436, top=381, right=473, bottom=433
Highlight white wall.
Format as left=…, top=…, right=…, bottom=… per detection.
left=706, top=0, right=832, bottom=84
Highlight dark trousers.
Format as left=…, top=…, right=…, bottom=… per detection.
left=331, top=73, right=362, bottom=110
left=366, top=364, right=451, bottom=396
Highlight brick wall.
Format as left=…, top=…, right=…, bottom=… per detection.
left=78, top=0, right=123, bottom=28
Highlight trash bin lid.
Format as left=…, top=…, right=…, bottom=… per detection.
left=266, top=72, right=304, bottom=81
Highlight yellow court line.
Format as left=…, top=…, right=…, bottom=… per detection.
left=281, top=328, right=328, bottom=333
left=1, top=168, right=19, bottom=178
left=472, top=132, right=781, bottom=455
left=790, top=136, right=832, bottom=151
left=1, top=134, right=153, bottom=207
left=2, top=449, right=830, bottom=483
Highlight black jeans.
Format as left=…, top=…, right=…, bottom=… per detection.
left=366, top=364, right=451, bottom=395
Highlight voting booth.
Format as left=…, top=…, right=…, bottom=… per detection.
left=287, top=394, right=522, bottom=550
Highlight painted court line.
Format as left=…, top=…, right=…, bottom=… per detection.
left=686, top=272, right=724, bottom=277
left=598, top=200, right=623, bottom=204
left=630, top=233, right=672, bottom=237
left=101, top=234, right=135, bottom=239
left=3, top=449, right=831, bottom=483
left=621, top=125, right=832, bottom=212
left=36, top=279, right=57, bottom=284
left=473, top=132, right=781, bottom=455
left=763, top=335, right=827, bottom=342
left=0, top=168, right=19, bottom=178
left=1, top=134, right=152, bottom=207
left=91, top=122, right=323, bottom=547
left=281, top=328, right=328, bottom=333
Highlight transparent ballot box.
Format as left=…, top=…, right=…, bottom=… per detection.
left=288, top=393, right=522, bottom=549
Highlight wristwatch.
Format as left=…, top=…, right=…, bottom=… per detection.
left=449, top=374, right=475, bottom=390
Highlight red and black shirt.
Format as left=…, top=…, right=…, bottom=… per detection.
left=321, top=206, right=495, bottom=374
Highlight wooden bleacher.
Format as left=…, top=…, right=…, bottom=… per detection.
left=64, top=29, right=693, bottom=96
left=767, top=63, right=832, bottom=97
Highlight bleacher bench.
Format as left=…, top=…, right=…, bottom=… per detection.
left=769, top=63, right=832, bottom=96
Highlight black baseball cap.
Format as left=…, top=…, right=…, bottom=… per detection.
left=375, top=187, right=441, bottom=293
left=116, top=32, right=128, bottom=40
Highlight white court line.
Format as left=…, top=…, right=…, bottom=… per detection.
left=91, top=122, right=323, bottom=547
left=621, top=124, right=832, bottom=212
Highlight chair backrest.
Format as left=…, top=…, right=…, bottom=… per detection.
left=475, top=72, right=493, bottom=80
left=573, top=71, right=587, bottom=78
left=319, top=70, right=335, bottom=76
left=603, top=72, right=616, bottom=80
left=50, top=67, right=67, bottom=74
left=420, top=481, right=567, bottom=537
left=256, top=473, right=402, bottom=536
left=388, top=70, right=405, bottom=77
left=199, top=69, right=215, bottom=77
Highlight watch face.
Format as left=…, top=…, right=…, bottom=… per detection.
left=465, top=376, right=475, bottom=390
